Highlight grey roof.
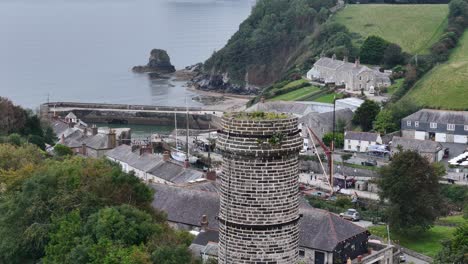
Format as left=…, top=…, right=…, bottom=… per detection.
left=51, top=120, right=70, bottom=137
left=192, top=230, right=219, bottom=246
left=106, top=145, right=163, bottom=172
left=403, top=109, right=468, bottom=125
left=314, top=57, right=345, bottom=70
left=185, top=180, right=219, bottom=193
left=345, top=131, right=380, bottom=142
left=151, top=184, right=220, bottom=229
left=149, top=161, right=204, bottom=184
left=300, top=109, right=354, bottom=139
left=62, top=129, right=85, bottom=148
left=392, top=136, right=443, bottom=153
left=151, top=184, right=367, bottom=252
left=82, top=134, right=111, bottom=150
left=65, top=112, right=77, bottom=119
left=299, top=207, right=367, bottom=251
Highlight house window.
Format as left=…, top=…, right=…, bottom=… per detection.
left=447, top=124, right=455, bottom=131
left=465, top=125, right=468, bottom=131
left=359, top=76, right=362, bottom=80
left=407, top=121, right=411, bottom=127
left=299, top=249, right=305, bottom=257
left=415, top=121, right=419, bottom=127
left=430, top=122, right=437, bottom=129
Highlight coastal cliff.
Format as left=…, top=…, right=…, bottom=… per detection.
left=132, top=49, right=176, bottom=74
left=196, top=0, right=339, bottom=93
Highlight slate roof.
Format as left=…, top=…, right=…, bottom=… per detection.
left=300, top=109, right=354, bottom=139
left=106, top=145, right=163, bottom=172
left=192, top=229, right=219, bottom=246
left=51, top=120, right=70, bottom=137
left=403, top=109, right=468, bottom=125
left=345, top=131, right=380, bottom=142
left=151, top=184, right=220, bottom=229
left=82, top=133, right=111, bottom=150
left=314, top=57, right=345, bottom=70
left=61, top=129, right=85, bottom=148
left=151, top=184, right=367, bottom=252
left=392, top=136, right=443, bottom=153
left=149, top=161, right=204, bottom=184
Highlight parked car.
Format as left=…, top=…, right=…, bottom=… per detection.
left=399, top=254, right=406, bottom=262
left=361, top=159, right=377, bottom=166
left=340, top=209, right=360, bottom=221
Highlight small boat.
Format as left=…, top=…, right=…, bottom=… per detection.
left=171, top=104, right=198, bottom=164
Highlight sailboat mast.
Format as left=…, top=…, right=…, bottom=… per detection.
left=174, top=112, right=178, bottom=149
left=185, top=99, right=189, bottom=156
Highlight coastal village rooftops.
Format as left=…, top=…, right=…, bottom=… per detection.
left=345, top=131, right=380, bottom=142
left=314, top=57, right=346, bottom=70
left=300, top=108, right=353, bottom=139
left=392, top=136, right=443, bottom=153
left=106, top=145, right=163, bottom=172
left=150, top=183, right=368, bottom=252
left=402, top=109, right=468, bottom=124
left=148, top=161, right=204, bottom=184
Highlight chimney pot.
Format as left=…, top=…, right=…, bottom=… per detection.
left=200, top=215, right=209, bottom=231
left=91, top=125, right=98, bottom=136
left=163, top=151, right=170, bottom=161
left=81, top=143, right=87, bottom=156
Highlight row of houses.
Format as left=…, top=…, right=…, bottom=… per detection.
left=150, top=183, right=395, bottom=264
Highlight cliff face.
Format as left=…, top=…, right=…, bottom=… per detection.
left=133, top=49, right=176, bottom=74
left=196, top=0, right=337, bottom=93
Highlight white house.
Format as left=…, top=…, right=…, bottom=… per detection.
left=344, top=131, right=382, bottom=152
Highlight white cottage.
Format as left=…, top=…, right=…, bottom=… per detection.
left=344, top=131, right=382, bottom=152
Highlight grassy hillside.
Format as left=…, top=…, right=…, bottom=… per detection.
left=334, top=4, right=448, bottom=54
left=270, top=86, right=320, bottom=101
left=404, top=31, right=468, bottom=110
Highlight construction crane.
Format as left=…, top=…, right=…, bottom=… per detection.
left=306, top=126, right=334, bottom=194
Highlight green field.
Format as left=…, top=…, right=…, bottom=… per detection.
left=369, top=225, right=456, bottom=257
left=334, top=4, right=448, bottom=54
left=313, top=93, right=344, bottom=103
left=386, top=78, right=404, bottom=95
left=270, top=86, right=320, bottom=101
left=405, top=31, right=468, bottom=110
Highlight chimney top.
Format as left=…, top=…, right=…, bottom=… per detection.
left=200, top=215, right=209, bottom=231
left=332, top=54, right=336, bottom=60
left=163, top=151, right=170, bottom=162
left=355, top=58, right=360, bottom=67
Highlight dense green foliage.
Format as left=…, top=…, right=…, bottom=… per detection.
left=359, top=36, right=389, bottom=65
left=373, top=109, right=397, bottom=134
left=0, top=144, right=197, bottom=264
left=0, top=97, right=56, bottom=149
left=204, top=0, right=336, bottom=86
left=352, top=100, right=380, bottom=131
left=378, top=150, right=444, bottom=233
left=53, top=144, right=73, bottom=157
left=322, top=132, right=344, bottom=149
left=434, top=222, right=468, bottom=263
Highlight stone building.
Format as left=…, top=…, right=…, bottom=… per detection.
left=391, top=136, right=444, bottom=163
left=306, top=56, right=391, bottom=92
left=216, top=113, right=303, bottom=263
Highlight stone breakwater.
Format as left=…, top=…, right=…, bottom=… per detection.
left=216, top=114, right=302, bottom=264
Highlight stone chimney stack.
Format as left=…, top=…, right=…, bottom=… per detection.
left=91, top=125, right=98, bottom=136
left=83, top=127, right=88, bottom=136
left=205, top=170, right=217, bottom=181
left=81, top=143, right=87, bottom=156
left=260, top=96, right=265, bottom=104
left=200, top=215, right=209, bottom=231
left=332, top=53, right=336, bottom=60
left=343, top=56, right=348, bottom=62
left=107, top=129, right=116, bottom=149
left=217, top=112, right=302, bottom=264
left=163, top=151, right=170, bottom=161
left=60, top=134, right=65, bottom=144
left=355, top=57, right=360, bottom=67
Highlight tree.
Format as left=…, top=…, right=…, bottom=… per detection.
left=0, top=97, right=26, bottom=134
left=7, top=133, right=22, bottom=146
left=373, top=109, right=397, bottom=134
left=360, top=36, right=389, bottom=65
left=28, top=134, right=46, bottom=150
left=378, top=150, right=443, bottom=233
left=53, top=144, right=73, bottom=157
left=352, top=100, right=380, bottom=131
left=434, top=222, right=468, bottom=264
left=383, top=43, right=404, bottom=68
left=44, top=126, right=57, bottom=145
left=322, top=132, right=344, bottom=149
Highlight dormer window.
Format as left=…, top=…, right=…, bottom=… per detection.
left=447, top=124, right=455, bottom=131
left=430, top=122, right=437, bottom=129
left=407, top=121, right=411, bottom=127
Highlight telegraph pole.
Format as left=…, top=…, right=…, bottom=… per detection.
left=330, top=96, right=336, bottom=193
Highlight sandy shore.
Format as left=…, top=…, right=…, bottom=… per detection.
left=187, top=86, right=253, bottom=112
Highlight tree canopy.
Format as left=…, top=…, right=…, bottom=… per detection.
left=359, top=36, right=389, bottom=65
left=352, top=100, right=380, bottom=132
left=378, top=150, right=443, bottom=233
left=0, top=144, right=197, bottom=264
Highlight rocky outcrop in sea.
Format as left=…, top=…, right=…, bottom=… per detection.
left=132, top=49, right=176, bottom=74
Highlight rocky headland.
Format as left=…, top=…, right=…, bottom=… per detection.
left=132, top=49, right=176, bottom=74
